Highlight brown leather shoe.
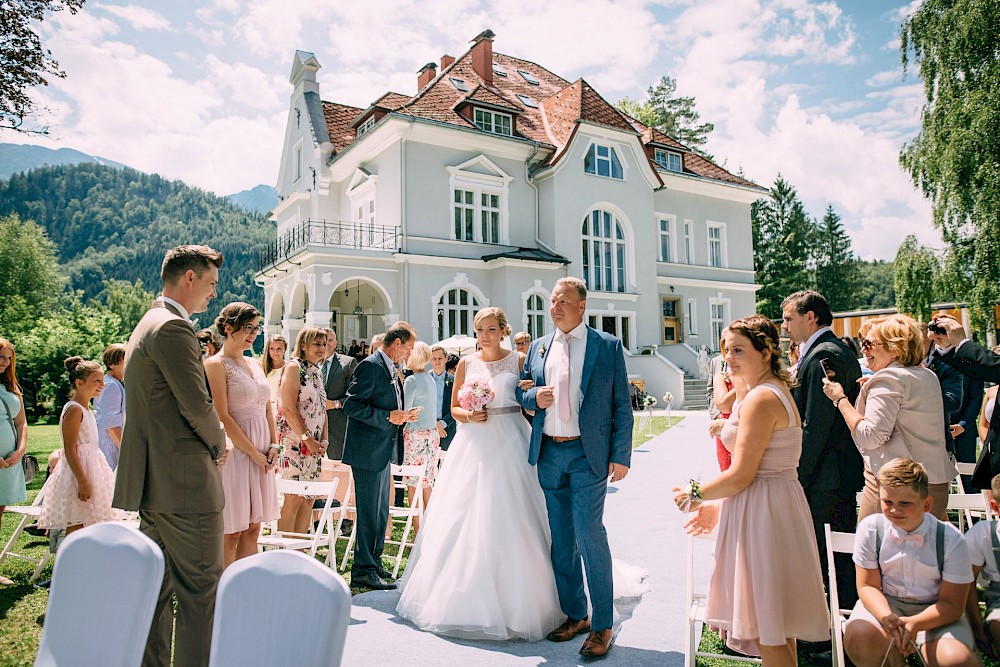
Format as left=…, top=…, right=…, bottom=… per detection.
left=546, top=616, right=591, bottom=642
left=579, top=629, right=614, bottom=657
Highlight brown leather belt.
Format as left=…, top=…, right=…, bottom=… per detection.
left=545, top=435, right=581, bottom=443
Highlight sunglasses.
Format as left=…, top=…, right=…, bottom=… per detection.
left=860, top=338, right=883, bottom=351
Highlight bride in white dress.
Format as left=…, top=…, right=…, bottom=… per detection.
left=396, top=307, right=564, bottom=640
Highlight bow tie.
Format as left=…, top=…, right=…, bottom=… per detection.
left=890, top=531, right=924, bottom=547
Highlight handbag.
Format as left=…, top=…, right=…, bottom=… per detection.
left=971, top=392, right=1000, bottom=490
left=1, top=390, right=36, bottom=484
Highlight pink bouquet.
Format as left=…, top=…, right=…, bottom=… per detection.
left=457, top=379, right=494, bottom=412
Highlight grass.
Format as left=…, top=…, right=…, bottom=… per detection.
left=0, top=417, right=679, bottom=664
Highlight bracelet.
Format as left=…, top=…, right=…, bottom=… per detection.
left=834, top=396, right=845, bottom=408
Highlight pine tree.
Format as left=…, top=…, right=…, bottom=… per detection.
left=752, top=177, right=813, bottom=318
left=616, top=76, right=715, bottom=157
left=813, top=205, right=859, bottom=311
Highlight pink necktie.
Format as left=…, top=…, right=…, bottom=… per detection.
left=558, top=333, right=572, bottom=423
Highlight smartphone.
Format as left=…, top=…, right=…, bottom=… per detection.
left=410, top=405, right=424, bottom=413
left=819, top=358, right=834, bottom=379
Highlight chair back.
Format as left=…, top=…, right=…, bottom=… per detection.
left=34, top=523, right=164, bottom=667
left=824, top=524, right=856, bottom=667
left=208, top=550, right=351, bottom=667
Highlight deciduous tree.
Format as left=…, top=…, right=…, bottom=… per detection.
left=893, top=235, right=939, bottom=323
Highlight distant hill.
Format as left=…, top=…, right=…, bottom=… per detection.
left=0, top=143, right=129, bottom=181
left=227, top=184, right=279, bottom=214
left=0, top=163, right=275, bottom=311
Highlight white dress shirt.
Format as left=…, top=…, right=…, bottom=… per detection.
left=543, top=322, right=588, bottom=438
left=966, top=519, right=1000, bottom=583
left=854, top=512, right=972, bottom=603
left=160, top=295, right=190, bottom=322
left=798, top=325, right=832, bottom=361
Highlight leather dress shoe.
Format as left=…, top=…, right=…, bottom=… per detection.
left=375, top=565, right=395, bottom=581
left=350, top=574, right=397, bottom=591
left=547, top=617, right=591, bottom=642
left=579, top=629, right=614, bottom=657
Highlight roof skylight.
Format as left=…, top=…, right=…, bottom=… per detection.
left=492, top=63, right=508, bottom=77
left=516, top=94, right=538, bottom=108
left=517, top=69, right=540, bottom=85
left=449, top=77, right=469, bottom=92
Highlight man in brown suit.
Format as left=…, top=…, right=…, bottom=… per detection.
left=113, top=245, right=230, bottom=667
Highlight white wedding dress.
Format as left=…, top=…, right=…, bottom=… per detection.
left=396, top=351, right=648, bottom=641
left=396, top=351, right=564, bottom=640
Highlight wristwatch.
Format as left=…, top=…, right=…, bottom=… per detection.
left=300, top=433, right=310, bottom=442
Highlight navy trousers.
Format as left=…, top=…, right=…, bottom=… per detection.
left=536, top=436, right=614, bottom=630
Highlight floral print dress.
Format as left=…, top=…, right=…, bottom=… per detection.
left=276, top=360, right=326, bottom=482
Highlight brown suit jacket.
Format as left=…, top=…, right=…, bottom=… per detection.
left=112, top=300, right=226, bottom=513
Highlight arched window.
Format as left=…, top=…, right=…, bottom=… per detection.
left=437, top=288, right=480, bottom=339
left=582, top=210, right=626, bottom=293
left=526, top=293, right=546, bottom=339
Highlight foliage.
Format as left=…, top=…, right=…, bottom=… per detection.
left=0, top=213, right=65, bottom=331
left=0, top=0, right=85, bottom=133
left=751, top=177, right=813, bottom=318
left=813, top=206, right=860, bottom=311
left=855, top=260, right=896, bottom=309
left=99, top=278, right=154, bottom=338
left=616, top=75, right=715, bottom=157
left=12, top=293, right=121, bottom=414
left=899, top=0, right=1000, bottom=331
left=893, top=235, right=939, bottom=322
left=0, top=162, right=274, bottom=310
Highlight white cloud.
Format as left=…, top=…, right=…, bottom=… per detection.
left=865, top=69, right=902, bottom=87
left=98, top=3, right=171, bottom=31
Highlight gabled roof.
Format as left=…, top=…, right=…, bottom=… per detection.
left=317, top=34, right=754, bottom=188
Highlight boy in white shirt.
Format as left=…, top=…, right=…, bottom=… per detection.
left=964, top=473, right=1000, bottom=659
left=846, top=458, right=978, bottom=667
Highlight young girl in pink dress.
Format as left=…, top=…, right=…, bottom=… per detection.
left=39, top=357, right=124, bottom=534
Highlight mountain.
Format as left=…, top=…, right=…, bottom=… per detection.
left=0, top=143, right=129, bottom=181
left=0, top=163, right=275, bottom=310
left=227, top=184, right=279, bottom=214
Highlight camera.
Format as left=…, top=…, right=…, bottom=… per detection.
left=928, top=322, right=947, bottom=335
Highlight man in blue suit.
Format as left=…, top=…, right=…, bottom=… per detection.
left=516, top=277, right=633, bottom=657
left=342, top=322, right=418, bottom=590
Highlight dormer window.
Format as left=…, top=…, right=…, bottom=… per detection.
left=473, top=108, right=512, bottom=136
left=654, top=149, right=682, bottom=172
left=492, top=63, right=508, bottom=77
left=450, top=77, right=469, bottom=92
left=515, top=94, right=538, bottom=108
left=584, top=143, right=623, bottom=180
left=517, top=69, right=540, bottom=85
left=357, top=116, right=375, bottom=137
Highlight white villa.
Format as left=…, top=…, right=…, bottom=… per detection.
left=258, top=30, right=764, bottom=405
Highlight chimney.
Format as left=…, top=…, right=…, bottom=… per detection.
left=441, top=54, right=455, bottom=70
left=470, top=29, right=494, bottom=86
left=417, top=62, right=437, bottom=89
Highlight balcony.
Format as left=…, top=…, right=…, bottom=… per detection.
left=257, top=219, right=401, bottom=272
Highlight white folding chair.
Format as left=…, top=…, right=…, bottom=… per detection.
left=684, top=531, right=762, bottom=667
left=34, top=523, right=164, bottom=667
left=335, top=469, right=358, bottom=572
left=0, top=476, right=53, bottom=582
left=258, top=478, right=339, bottom=559
left=824, top=524, right=856, bottom=667
left=208, top=550, right=350, bottom=667
left=947, top=492, right=993, bottom=532
left=385, top=463, right=429, bottom=578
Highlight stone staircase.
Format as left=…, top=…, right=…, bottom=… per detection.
left=683, top=374, right=710, bottom=410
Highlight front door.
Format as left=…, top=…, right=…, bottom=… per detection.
left=662, top=298, right=680, bottom=344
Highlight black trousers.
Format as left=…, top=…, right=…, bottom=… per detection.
left=807, top=488, right=859, bottom=610
left=350, top=463, right=391, bottom=579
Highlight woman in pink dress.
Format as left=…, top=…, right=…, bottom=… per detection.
left=205, top=302, right=280, bottom=568
left=676, top=315, right=829, bottom=666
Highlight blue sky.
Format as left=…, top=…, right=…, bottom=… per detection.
left=2, top=0, right=935, bottom=261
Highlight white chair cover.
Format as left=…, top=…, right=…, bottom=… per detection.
left=34, top=523, right=164, bottom=667
left=209, top=550, right=351, bottom=667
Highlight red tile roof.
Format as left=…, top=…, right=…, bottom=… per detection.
left=320, top=36, right=754, bottom=188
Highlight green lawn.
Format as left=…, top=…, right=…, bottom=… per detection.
left=0, top=417, right=680, bottom=664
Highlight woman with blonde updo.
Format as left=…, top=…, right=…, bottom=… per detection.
left=204, top=302, right=280, bottom=567
left=39, top=357, right=124, bottom=535
left=401, top=341, right=439, bottom=534
left=397, top=306, right=564, bottom=640
left=822, top=313, right=953, bottom=520
left=675, top=316, right=829, bottom=666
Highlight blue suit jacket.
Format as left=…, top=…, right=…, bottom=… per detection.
left=516, top=326, right=633, bottom=476
left=342, top=352, right=402, bottom=472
